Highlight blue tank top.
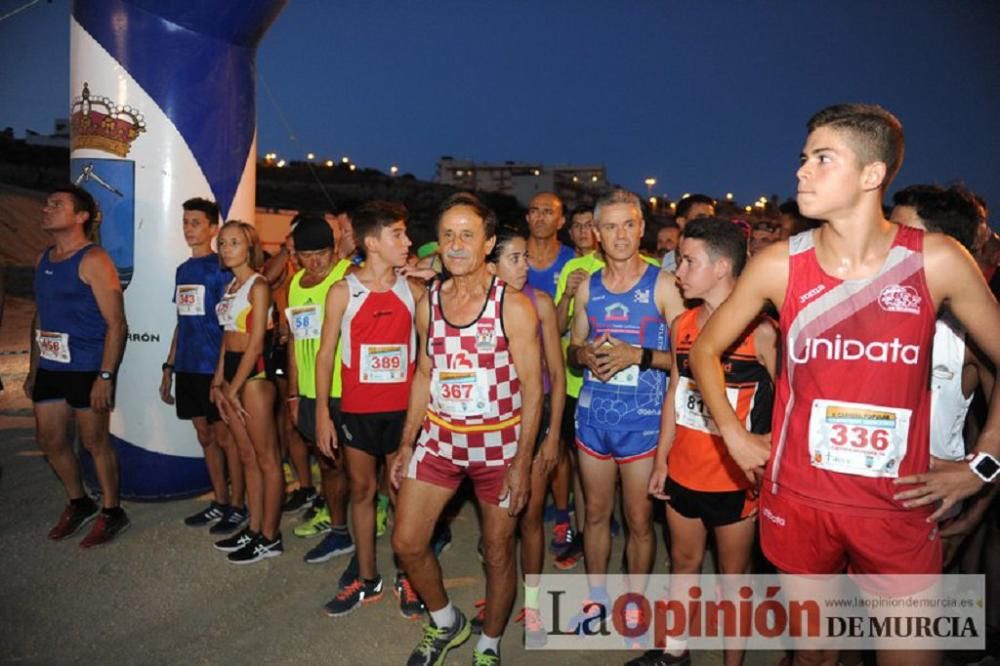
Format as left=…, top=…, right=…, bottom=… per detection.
left=577, top=263, right=668, bottom=432
left=527, top=244, right=575, bottom=298
left=35, top=245, right=107, bottom=372
left=173, top=254, right=230, bottom=374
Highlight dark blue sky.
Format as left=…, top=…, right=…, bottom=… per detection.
left=2, top=0, right=999, bottom=210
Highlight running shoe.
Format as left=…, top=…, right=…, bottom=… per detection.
left=553, top=532, right=584, bottom=570
left=375, top=493, right=390, bottom=538
left=48, top=499, right=99, bottom=540
left=304, top=529, right=355, bottom=564
left=550, top=521, right=573, bottom=552
left=566, top=598, right=610, bottom=634
left=281, top=486, right=317, bottom=514
left=214, top=527, right=255, bottom=553
left=470, top=598, right=486, bottom=634
left=521, top=607, right=548, bottom=648
left=228, top=532, right=283, bottom=564
left=339, top=554, right=360, bottom=590
left=293, top=504, right=332, bottom=538
left=209, top=505, right=248, bottom=535
left=79, top=510, right=131, bottom=548
left=472, top=647, right=501, bottom=665
left=621, top=605, right=650, bottom=649
left=302, top=494, right=327, bottom=522
left=325, top=575, right=384, bottom=617
left=183, top=501, right=226, bottom=527
left=405, top=608, right=471, bottom=666
left=624, top=649, right=690, bottom=665
left=431, top=523, right=452, bottom=557
left=394, top=572, right=426, bottom=620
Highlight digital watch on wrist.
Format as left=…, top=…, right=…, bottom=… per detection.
left=966, top=452, right=1000, bottom=483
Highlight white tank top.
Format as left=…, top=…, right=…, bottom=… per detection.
left=930, top=316, right=973, bottom=460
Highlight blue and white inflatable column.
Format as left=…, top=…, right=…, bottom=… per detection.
left=69, top=0, right=287, bottom=498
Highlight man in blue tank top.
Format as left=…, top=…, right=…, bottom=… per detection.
left=567, top=188, right=684, bottom=621
left=526, top=192, right=576, bottom=298
left=25, top=185, right=129, bottom=548
left=159, top=198, right=246, bottom=533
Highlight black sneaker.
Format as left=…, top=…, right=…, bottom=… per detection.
left=324, top=575, right=384, bottom=617
left=183, top=501, right=226, bottom=527
left=624, top=649, right=690, bottom=666
left=228, top=532, right=284, bottom=565
left=282, top=486, right=317, bottom=514
left=209, top=505, right=248, bottom=535
left=48, top=499, right=99, bottom=540
left=214, top=527, right=255, bottom=553
left=302, top=494, right=327, bottom=521
left=394, top=571, right=426, bottom=620
left=406, top=608, right=471, bottom=666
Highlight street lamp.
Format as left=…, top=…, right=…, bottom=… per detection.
left=390, top=165, right=399, bottom=176
left=644, top=177, right=657, bottom=199
left=306, top=152, right=315, bottom=161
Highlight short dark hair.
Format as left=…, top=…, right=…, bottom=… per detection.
left=658, top=218, right=680, bottom=231
left=681, top=217, right=748, bottom=277
left=182, top=197, right=220, bottom=225
left=569, top=204, right=593, bottom=220
left=488, top=221, right=529, bottom=263
left=52, top=185, right=98, bottom=235
left=351, top=201, right=409, bottom=257
left=893, top=184, right=981, bottom=252
left=807, top=104, right=905, bottom=189
left=675, top=194, right=716, bottom=221
left=437, top=192, right=498, bottom=240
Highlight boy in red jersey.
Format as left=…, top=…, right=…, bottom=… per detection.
left=314, top=201, right=423, bottom=617
left=690, top=104, right=1000, bottom=666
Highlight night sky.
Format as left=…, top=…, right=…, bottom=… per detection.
left=2, top=1, right=999, bottom=213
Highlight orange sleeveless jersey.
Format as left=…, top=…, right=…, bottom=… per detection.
left=668, top=307, right=774, bottom=492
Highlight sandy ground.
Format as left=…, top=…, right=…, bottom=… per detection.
left=0, top=292, right=779, bottom=665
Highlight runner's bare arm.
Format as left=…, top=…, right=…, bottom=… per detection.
left=80, top=247, right=126, bottom=412
left=502, top=289, right=543, bottom=515
left=895, top=235, right=1000, bottom=517
left=567, top=275, right=599, bottom=373
left=392, top=290, right=432, bottom=489
left=754, top=317, right=779, bottom=381
left=535, top=291, right=565, bottom=474
left=261, top=248, right=290, bottom=287
left=690, top=243, right=789, bottom=478
left=650, top=322, right=682, bottom=499
left=313, top=280, right=350, bottom=457
left=159, top=325, right=178, bottom=404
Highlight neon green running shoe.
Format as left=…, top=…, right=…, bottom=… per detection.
left=293, top=504, right=331, bottom=538
left=375, top=493, right=390, bottom=538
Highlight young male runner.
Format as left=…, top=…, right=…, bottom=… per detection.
left=26, top=185, right=129, bottom=547
left=391, top=193, right=543, bottom=666
left=281, top=216, right=354, bottom=564
left=636, top=218, right=777, bottom=666
left=690, top=104, right=1000, bottom=666
left=160, top=198, right=246, bottom=533
left=314, top=201, right=423, bottom=618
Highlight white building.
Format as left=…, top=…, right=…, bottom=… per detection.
left=435, top=157, right=608, bottom=209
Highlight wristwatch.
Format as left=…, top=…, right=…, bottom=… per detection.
left=98, top=370, right=115, bottom=381
left=966, top=452, right=1000, bottom=483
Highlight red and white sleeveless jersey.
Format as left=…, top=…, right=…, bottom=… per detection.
left=340, top=273, right=416, bottom=413
left=417, top=276, right=522, bottom=466
left=767, top=225, right=935, bottom=517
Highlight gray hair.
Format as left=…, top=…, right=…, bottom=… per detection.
left=593, top=188, right=643, bottom=225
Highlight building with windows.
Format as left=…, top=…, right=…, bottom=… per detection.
left=435, top=157, right=608, bottom=209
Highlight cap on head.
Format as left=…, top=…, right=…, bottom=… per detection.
left=291, top=215, right=334, bottom=251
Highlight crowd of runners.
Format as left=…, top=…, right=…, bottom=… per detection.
left=21, top=103, right=1000, bottom=666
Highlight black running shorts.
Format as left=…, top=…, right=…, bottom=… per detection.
left=339, top=410, right=405, bottom=456
left=32, top=368, right=108, bottom=410
left=664, top=476, right=757, bottom=528
left=296, top=396, right=341, bottom=445
left=175, top=372, right=221, bottom=423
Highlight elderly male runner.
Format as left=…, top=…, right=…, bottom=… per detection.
left=26, top=185, right=129, bottom=547
left=392, top=192, right=543, bottom=666
left=690, top=104, right=1000, bottom=666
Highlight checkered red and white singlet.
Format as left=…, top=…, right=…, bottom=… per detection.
left=416, top=276, right=522, bottom=466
